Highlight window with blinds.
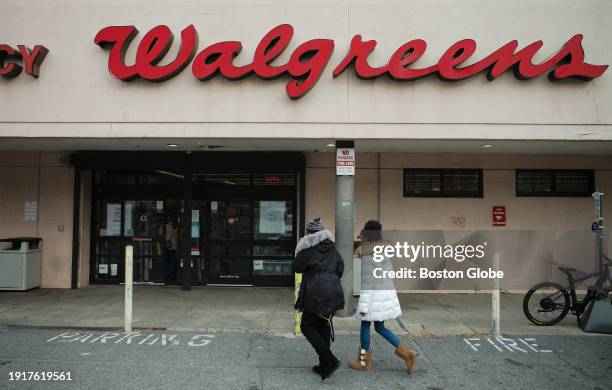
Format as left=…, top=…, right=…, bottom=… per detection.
left=516, top=169, right=594, bottom=197
left=403, top=169, right=483, bottom=197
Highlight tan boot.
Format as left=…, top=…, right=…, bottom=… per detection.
left=395, top=342, right=417, bottom=374
left=348, top=348, right=371, bottom=371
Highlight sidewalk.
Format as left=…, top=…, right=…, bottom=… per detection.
left=0, top=286, right=601, bottom=337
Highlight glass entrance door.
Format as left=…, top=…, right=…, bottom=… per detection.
left=92, top=198, right=166, bottom=284
left=201, top=198, right=296, bottom=286
left=90, top=168, right=301, bottom=287
left=123, top=200, right=165, bottom=283
left=252, top=200, right=295, bottom=286
left=207, top=200, right=253, bottom=285
left=188, top=200, right=207, bottom=284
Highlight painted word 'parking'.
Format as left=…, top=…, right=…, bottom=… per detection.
left=46, top=331, right=214, bottom=347
left=464, top=337, right=552, bottom=353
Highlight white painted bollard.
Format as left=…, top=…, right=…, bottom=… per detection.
left=491, top=252, right=501, bottom=337
left=125, top=245, right=133, bottom=333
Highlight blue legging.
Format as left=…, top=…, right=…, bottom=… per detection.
left=360, top=321, right=400, bottom=351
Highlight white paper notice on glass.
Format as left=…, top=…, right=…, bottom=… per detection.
left=259, top=201, right=286, bottom=234
left=24, top=201, right=38, bottom=222
left=99, top=264, right=109, bottom=274
left=211, top=201, right=218, bottom=213
left=156, top=200, right=164, bottom=211
left=192, top=209, right=199, bottom=222
left=253, top=260, right=264, bottom=271
left=124, top=202, right=133, bottom=236
left=110, top=264, right=118, bottom=276
left=107, top=203, right=122, bottom=236
left=191, top=222, right=200, bottom=238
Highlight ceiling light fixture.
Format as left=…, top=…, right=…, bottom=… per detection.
left=167, top=144, right=179, bottom=148
left=481, top=144, right=493, bottom=148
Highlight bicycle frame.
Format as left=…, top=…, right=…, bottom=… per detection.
left=524, top=192, right=612, bottom=326
left=564, top=259, right=611, bottom=316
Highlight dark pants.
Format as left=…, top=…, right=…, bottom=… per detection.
left=300, top=311, right=337, bottom=368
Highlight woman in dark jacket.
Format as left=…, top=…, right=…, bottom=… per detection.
left=294, top=217, right=344, bottom=380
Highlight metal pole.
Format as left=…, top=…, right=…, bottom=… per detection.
left=598, top=194, right=604, bottom=276
left=124, top=245, right=133, bottom=333
left=491, top=252, right=501, bottom=337
left=335, top=140, right=355, bottom=317
left=592, top=191, right=605, bottom=284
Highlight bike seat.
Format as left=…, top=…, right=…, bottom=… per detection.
left=558, top=266, right=577, bottom=274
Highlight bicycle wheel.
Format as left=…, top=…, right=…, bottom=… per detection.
left=523, top=282, right=571, bottom=326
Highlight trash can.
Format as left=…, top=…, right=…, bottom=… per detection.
left=0, top=237, right=43, bottom=291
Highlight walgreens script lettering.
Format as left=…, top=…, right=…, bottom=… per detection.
left=94, top=24, right=609, bottom=99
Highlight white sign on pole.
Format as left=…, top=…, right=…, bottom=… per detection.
left=336, top=148, right=355, bottom=175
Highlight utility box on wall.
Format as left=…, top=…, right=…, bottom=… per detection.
left=0, top=238, right=42, bottom=291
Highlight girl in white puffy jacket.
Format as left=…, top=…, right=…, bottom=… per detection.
left=348, top=220, right=417, bottom=374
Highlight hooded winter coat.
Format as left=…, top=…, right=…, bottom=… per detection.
left=294, top=230, right=345, bottom=319
left=355, top=240, right=402, bottom=322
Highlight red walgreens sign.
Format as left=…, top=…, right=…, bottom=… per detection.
left=94, top=24, right=608, bottom=99
left=0, top=44, right=49, bottom=78
left=492, top=206, right=506, bottom=227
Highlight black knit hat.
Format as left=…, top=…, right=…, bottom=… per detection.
left=364, top=220, right=382, bottom=231
left=363, top=220, right=382, bottom=241
left=306, top=217, right=325, bottom=232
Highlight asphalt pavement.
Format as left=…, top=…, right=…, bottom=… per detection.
left=0, top=328, right=610, bottom=390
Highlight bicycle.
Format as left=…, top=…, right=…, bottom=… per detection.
left=523, top=255, right=612, bottom=326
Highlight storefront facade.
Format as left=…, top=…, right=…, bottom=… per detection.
left=75, top=152, right=304, bottom=287
left=1, top=0, right=611, bottom=291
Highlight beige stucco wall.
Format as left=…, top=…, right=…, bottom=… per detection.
left=305, top=152, right=612, bottom=232
left=306, top=151, right=612, bottom=290
left=1, top=0, right=611, bottom=140
left=0, top=152, right=74, bottom=288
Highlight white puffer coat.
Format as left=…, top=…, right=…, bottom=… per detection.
left=355, top=241, right=402, bottom=322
